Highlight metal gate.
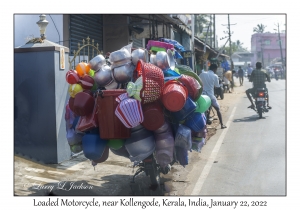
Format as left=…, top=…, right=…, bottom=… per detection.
left=68, top=36, right=102, bottom=70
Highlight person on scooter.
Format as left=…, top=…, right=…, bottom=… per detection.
left=246, top=61, right=272, bottom=110
left=199, top=63, right=227, bottom=129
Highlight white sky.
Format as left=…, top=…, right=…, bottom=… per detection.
left=215, top=14, right=286, bottom=51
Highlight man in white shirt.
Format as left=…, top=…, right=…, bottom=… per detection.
left=199, top=64, right=227, bottom=129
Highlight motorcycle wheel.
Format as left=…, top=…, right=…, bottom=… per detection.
left=220, top=88, right=224, bottom=100
left=257, top=107, right=263, bottom=119
left=149, top=164, right=161, bottom=187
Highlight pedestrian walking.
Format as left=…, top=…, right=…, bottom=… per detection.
left=238, top=66, right=244, bottom=86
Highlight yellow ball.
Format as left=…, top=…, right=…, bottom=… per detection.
left=68, top=84, right=83, bottom=98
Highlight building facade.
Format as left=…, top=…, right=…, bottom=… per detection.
left=251, top=32, right=286, bottom=67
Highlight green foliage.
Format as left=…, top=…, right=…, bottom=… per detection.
left=253, top=24, right=267, bottom=33
left=222, top=40, right=249, bottom=56
left=194, top=14, right=210, bottom=39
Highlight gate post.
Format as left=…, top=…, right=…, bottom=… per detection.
left=14, top=39, right=71, bottom=164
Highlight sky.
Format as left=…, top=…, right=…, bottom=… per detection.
left=214, top=14, right=286, bottom=51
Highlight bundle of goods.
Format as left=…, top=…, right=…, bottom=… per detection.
left=64, top=40, right=211, bottom=171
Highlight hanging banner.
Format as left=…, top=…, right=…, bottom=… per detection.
left=182, top=50, right=193, bottom=69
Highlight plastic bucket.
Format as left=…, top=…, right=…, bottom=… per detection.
left=125, top=125, right=156, bottom=163
left=178, top=75, right=201, bottom=101
left=162, top=80, right=188, bottom=112
left=171, top=96, right=197, bottom=122
left=110, top=145, right=130, bottom=158
left=73, top=92, right=95, bottom=116
left=92, top=145, right=109, bottom=164
left=141, top=101, right=165, bottom=131
left=195, top=95, right=211, bottom=113
left=82, top=133, right=108, bottom=160
left=184, top=112, right=206, bottom=133
left=96, top=90, right=130, bottom=139
left=107, top=139, right=124, bottom=150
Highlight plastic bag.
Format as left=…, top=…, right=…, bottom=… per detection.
left=159, top=38, right=185, bottom=52
left=174, top=124, right=192, bottom=151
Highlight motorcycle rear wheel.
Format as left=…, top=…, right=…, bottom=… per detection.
left=257, top=107, right=263, bottom=118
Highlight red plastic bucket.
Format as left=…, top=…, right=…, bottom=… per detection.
left=96, top=89, right=130, bottom=139
left=141, top=101, right=165, bottom=131
left=162, top=80, right=188, bottom=112
left=73, top=92, right=95, bottom=116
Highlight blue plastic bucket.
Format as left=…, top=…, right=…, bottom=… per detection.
left=171, top=97, right=197, bottom=122
left=82, top=133, right=108, bottom=160
left=184, top=112, right=206, bottom=132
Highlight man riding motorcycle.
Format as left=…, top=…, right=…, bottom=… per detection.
left=246, top=62, right=272, bottom=110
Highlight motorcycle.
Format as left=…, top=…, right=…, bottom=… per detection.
left=214, top=76, right=224, bottom=100
left=130, top=154, right=177, bottom=195
left=252, top=88, right=269, bottom=119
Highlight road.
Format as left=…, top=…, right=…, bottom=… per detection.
left=189, top=77, right=286, bottom=196
left=14, top=77, right=286, bottom=196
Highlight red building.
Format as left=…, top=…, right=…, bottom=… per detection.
left=251, top=32, right=286, bottom=67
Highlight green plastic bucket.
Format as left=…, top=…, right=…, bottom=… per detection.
left=107, top=139, right=125, bottom=150
left=195, top=95, right=211, bottom=113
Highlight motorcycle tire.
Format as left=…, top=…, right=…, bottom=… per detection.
left=220, top=88, right=224, bottom=100
left=149, top=164, right=161, bottom=188
left=257, top=107, right=263, bottom=119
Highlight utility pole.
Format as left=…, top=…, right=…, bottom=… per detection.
left=210, top=14, right=212, bottom=46
left=222, top=15, right=236, bottom=82
left=213, top=14, right=216, bottom=48
left=275, top=23, right=285, bottom=71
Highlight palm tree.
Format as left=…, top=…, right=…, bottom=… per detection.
left=194, top=14, right=209, bottom=38
left=253, top=24, right=267, bottom=33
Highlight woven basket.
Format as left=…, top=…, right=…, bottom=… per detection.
left=133, top=60, right=164, bottom=104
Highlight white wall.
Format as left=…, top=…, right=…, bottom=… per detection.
left=14, top=14, right=63, bottom=48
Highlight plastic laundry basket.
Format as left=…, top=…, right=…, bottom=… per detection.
left=133, top=60, right=164, bottom=104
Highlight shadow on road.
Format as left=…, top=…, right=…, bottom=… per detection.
left=233, top=115, right=269, bottom=123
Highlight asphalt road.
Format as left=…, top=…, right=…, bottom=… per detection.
left=191, top=77, right=286, bottom=196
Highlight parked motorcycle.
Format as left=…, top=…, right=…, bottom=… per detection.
left=251, top=88, right=269, bottom=119
left=214, top=76, right=224, bottom=100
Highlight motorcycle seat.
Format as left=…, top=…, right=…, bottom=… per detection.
left=255, top=88, right=265, bottom=91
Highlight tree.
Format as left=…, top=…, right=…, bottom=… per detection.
left=222, top=40, right=249, bottom=56
left=253, top=24, right=267, bottom=33
left=194, top=14, right=210, bottom=39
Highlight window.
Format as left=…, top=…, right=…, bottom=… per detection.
left=264, top=40, right=271, bottom=45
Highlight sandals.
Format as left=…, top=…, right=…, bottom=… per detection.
left=247, top=105, right=256, bottom=110
left=221, top=125, right=227, bottom=129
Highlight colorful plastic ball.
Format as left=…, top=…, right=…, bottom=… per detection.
left=68, top=83, right=83, bottom=98
left=75, top=62, right=91, bottom=77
